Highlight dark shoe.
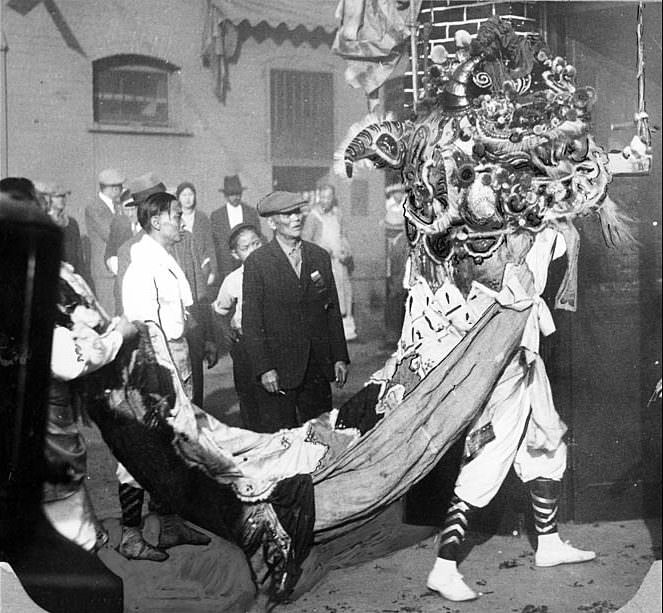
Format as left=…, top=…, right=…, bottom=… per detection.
left=117, top=526, right=168, bottom=562
left=157, top=514, right=211, bottom=549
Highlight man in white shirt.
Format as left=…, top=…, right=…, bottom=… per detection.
left=118, top=191, right=210, bottom=560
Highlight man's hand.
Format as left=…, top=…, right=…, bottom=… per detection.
left=260, top=369, right=280, bottom=394
left=228, top=326, right=241, bottom=343
left=204, top=340, right=219, bottom=369
left=334, top=361, right=348, bottom=388
left=115, top=316, right=138, bottom=342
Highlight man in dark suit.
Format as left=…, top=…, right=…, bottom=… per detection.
left=85, top=168, right=124, bottom=316
left=242, top=191, right=350, bottom=433
left=210, top=175, right=260, bottom=282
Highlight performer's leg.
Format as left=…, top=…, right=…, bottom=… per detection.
left=529, top=477, right=595, bottom=566
left=512, top=353, right=596, bottom=569
left=116, top=464, right=168, bottom=561
left=146, top=497, right=211, bottom=549
left=428, top=355, right=529, bottom=601
left=426, top=495, right=478, bottom=601
left=515, top=446, right=596, bottom=567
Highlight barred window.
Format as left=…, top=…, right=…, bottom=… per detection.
left=93, top=55, right=178, bottom=126
left=270, top=69, right=334, bottom=162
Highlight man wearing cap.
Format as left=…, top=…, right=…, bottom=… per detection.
left=47, top=183, right=89, bottom=283
left=85, top=168, right=125, bottom=316
left=210, top=175, right=260, bottom=282
left=242, top=191, right=350, bottom=433
left=113, top=172, right=168, bottom=312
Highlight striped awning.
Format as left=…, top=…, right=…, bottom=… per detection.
left=211, top=0, right=339, bottom=34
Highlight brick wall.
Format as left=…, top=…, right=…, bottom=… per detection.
left=2, top=0, right=387, bottom=336
left=398, top=1, right=542, bottom=101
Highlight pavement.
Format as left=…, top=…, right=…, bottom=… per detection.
left=82, top=335, right=662, bottom=612
left=277, top=520, right=661, bottom=613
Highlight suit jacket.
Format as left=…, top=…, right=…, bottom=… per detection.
left=105, top=214, right=134, bottom=262
left=85, top=197, right=116, bottom=283
left=61, top=216, right=88, bottom=283
left=188, top=209, right=218, bottom=301
left=242, top=238, right=349, bottom=390
left=210, top=202, right=260, bottom=282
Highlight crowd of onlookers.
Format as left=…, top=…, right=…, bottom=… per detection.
left=0, top=170, right=362, bottom=564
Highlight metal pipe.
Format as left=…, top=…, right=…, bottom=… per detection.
left=0, top=0, right=8, bottom=178
left=408, top=0, right=418, bottom=115
left=636, top=1, right=651, bottom=146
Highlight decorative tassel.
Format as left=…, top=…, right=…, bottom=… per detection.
left=598, top=195, right=637, bottom=247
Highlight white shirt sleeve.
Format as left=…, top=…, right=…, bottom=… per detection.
left=213, top=276, right=237, bottom=315
left=122, top=262, right=159, bottom=323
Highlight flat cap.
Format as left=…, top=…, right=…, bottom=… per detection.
left=98, top=168, right=125, bottom=186
left=257, top=191, right=307, bottom=217
left=51, top=184, right=71, bottom=197
left=127, top=172, right=166, bottom=205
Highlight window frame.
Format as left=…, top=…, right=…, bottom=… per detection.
left=269, top=68, right=334, bottom=166
left=92, top=55, right=180, bottom=129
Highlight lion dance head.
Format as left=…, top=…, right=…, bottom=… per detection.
left=341, top=18, right=613, bottom=283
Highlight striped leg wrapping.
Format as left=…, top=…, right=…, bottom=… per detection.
left=531, top=492, right=559, bottom=534
left=119, top=484, right=145, bottom=528
left=529, top=478, right=561, bottom=535
left=437, top=496, right=472, bottom=561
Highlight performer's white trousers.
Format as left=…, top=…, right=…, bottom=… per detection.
left=454, top=354, right=567, bottom=509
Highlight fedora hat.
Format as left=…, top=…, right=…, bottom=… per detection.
left=220, top=175, right=246, bottom=195
left=127, top=172, right=166, bottom=205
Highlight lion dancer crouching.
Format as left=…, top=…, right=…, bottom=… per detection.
left=426, top=229, right=596, bottom=602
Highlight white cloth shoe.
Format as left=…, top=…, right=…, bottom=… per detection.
left=535, top=534, right=596, bottom=567
left=426, top=558, right=478, bottom=602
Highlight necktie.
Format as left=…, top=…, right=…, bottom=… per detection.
left=288, top=245, right=302, bottom=278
